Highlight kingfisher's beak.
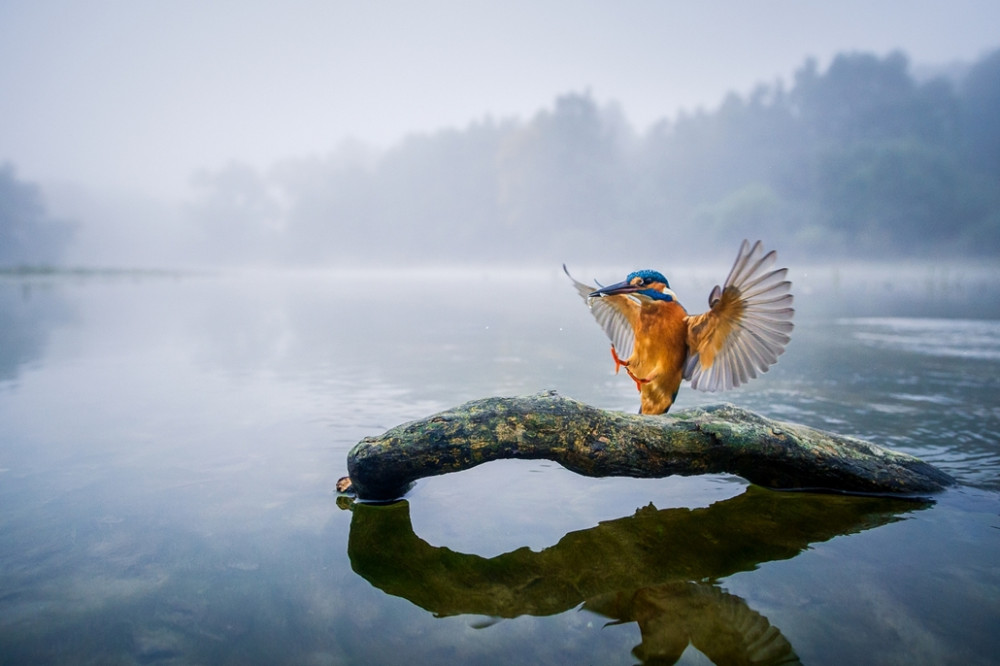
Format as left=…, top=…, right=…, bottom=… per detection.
left=589, top=280, right=642, bottom=298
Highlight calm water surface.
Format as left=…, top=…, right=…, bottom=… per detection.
left=1, top=265, right=998, bottom=665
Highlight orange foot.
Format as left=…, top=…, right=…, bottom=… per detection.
left=626, top=368, right=650, bottom=392
left=610, top=345, right=629, bottom=373
left=610, top=346, right=649, bottom=391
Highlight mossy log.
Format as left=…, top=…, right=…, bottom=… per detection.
left=344, top=390, right=954, bottom=500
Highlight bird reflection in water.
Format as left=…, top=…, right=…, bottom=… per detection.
left=342, top=486, right=928, bottom=665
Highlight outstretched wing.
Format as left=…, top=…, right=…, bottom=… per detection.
left=563, top=264, right=638, bottom=360
left=683, top=240, right=794, bottom=392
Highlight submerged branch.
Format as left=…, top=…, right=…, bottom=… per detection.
left=343, top=390, right=954, bottom=500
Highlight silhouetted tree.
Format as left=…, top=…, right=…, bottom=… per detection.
left=959, top=48, right=1000, bottom=176
left=497, top=93, right=633, bottom=258
left=0, top=164, right=75, bottom=266
left=187, top=163, right=287, bottom=265
left=275, top=149, right=378, bottom=264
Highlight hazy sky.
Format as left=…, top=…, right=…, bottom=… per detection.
left=2, top=1, right=999, bottom=200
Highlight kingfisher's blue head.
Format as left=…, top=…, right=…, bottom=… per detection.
left=589, top=269, right=676, bottom=302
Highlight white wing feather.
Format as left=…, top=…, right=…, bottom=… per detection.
left=563, top=265, right=636, bottom=360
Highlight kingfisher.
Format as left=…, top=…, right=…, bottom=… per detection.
left=565, top=240, right=794, bottom=414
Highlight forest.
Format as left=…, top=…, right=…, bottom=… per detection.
left=3, top=47, right=999, bottom=267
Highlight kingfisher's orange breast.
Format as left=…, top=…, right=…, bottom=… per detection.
left=628, top=300, right=689, bottom=414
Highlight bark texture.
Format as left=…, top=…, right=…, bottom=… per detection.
left=344, top=390, right=954, bottom=500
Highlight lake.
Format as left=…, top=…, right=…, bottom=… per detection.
left=1, top=263, right=998, bottom=665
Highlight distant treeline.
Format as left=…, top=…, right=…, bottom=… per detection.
left=4, top=48, right=1000, bottom=266
left=192, top=48, right=998, bottom=264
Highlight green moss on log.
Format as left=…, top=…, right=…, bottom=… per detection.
left=344, top=390, right=954, bottom=500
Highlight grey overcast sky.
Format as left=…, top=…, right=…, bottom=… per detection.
left=1, top=1, right=999, bottom=199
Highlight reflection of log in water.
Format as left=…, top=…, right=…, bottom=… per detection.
left=345, top=487, right=928, bottom=664
left=344, top=391, right=954, bottom=500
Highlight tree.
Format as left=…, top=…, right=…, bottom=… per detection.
left=960, top=48, right=1000, bottom=176
left=0, top=164, right=75, bottom=266
left=187, top=162, right=287, bottom=265
left=817, top=139, right=967, bottom=253
left=497, top=92, right=633, bottom=258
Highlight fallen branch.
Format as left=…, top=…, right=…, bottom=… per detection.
left=342, top=390, right=954, bottom=500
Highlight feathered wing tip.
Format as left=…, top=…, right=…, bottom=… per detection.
left=684, top=240, right=794, bottom=392
left=562, top=264, right=594, bottom=302
left=563, top=264, right=637, bottom=361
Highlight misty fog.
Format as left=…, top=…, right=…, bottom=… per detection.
left=2, top=47, right=1000, bottom=270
